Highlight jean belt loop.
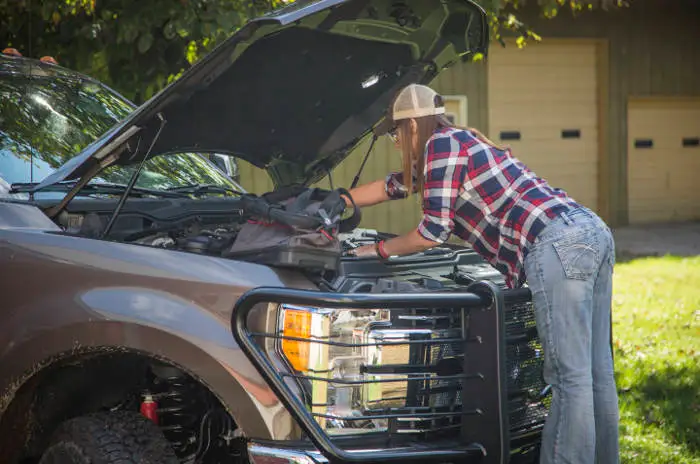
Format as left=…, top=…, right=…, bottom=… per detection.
left=560, top=210, right=574, bottom=226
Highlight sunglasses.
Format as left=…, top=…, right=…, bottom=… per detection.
left=388, top=126, right=398, bottom=143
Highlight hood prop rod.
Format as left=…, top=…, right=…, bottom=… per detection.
left=350, top=134, right=378, bottom=190
left=101, top=113, right=166, bottom=239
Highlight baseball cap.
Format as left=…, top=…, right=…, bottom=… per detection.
left=374, top=84, right=445, bottom=135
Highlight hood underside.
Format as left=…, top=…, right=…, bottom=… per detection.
left=35, top=0, right=488, bottom=191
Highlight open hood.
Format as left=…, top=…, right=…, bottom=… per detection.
left=35, top=0, right=488, bottom=190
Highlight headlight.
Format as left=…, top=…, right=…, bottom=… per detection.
left=275, top=304, right=464, bottom=437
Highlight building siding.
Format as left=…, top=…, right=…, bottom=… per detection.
left=508, top=0, right=700, bottom=225
left=605, top=0, right=700, bottom=224
left=237, top=0, right=700, bottom=232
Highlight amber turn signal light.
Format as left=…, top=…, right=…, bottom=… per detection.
left=2, top=48, right=22, bottom=57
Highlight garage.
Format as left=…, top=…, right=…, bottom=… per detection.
left=487, top=40, right=601, bottom=212
left=627, top=99, right=700, bottom=224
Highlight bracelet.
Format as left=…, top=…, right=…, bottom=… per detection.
left=376, top=240, right=390, bottom=260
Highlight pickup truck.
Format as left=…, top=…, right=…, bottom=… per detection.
left=0, top=1, right=549, bottom=463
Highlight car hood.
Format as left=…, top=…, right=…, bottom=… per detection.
left=34, top=0, right=488, bottom=191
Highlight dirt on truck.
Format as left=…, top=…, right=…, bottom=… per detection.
left=0, top=1, right=550, bottom=463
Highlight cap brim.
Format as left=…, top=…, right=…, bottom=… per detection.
left=373, top=117, right=394, bottom=136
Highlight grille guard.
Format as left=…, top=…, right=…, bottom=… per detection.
left=231, top=281, right=524, bottom=464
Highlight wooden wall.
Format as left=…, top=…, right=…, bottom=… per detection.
left=500, top=0, right=700, bottom=225
left=604, top=0, right=700, bottom=224
left=237, top=0, right=700, bottom=232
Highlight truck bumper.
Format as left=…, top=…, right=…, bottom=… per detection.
left=248, top=442, right=328, bottom=464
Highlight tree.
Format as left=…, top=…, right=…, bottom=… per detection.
left=481, top=0, right=626, bottom=49
left=1, top=0, right=626, bottom=103
left=1, top=0, right=292, bottom=103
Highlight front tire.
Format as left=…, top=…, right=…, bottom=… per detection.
left=39, top=411, right=178, bottom=464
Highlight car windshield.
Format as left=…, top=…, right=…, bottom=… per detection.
left=0, top=64, right=241, bottom=196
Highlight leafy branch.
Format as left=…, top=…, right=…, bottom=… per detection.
left=1, top=0, right=627, bottom=102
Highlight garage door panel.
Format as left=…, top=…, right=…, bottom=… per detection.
left=491, top=67, right=596, bottom=79
left=628, top=100, right=700, bottom=223
left=509, top=154, right=599, bottom=171
left=526, top=170, right=597, bottom=193
left=629, top=183, right=670, bottom=199
left=492, top=110, right=598, bottom=123
left=488, top=41, right=600, bottom=213
left=492, top=121, right=598, bottom=133
left=522, top=158, right=596, bottom=170
left=497, top=87, right=597, bottom=99
left=489, top=50, right=596, bottom=66
left=502, top=141, right=599, bottom=158
left=629, top=137, right=699, bottom=149
left=491, top=126, right=599, bottom=140
left=631, top=109, right=700, bottom=125
left=489, top=72, right=595, bottom=87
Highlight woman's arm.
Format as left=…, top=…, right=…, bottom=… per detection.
left=351, top=229, right=439, bottom=257
left=344, top=179, right=390, bottom=208
left=345, top=172, right=413, bottom=208
left=351, top=134, right=466, bottom=258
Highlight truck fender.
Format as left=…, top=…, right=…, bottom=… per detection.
left=0, top=287, right=295, bottom=442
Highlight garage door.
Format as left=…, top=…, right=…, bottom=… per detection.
left=488, top=41, right=600, bottom=211
left=627, top=99, right=700, bottom=224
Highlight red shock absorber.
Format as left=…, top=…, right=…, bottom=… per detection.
left=140, top=393, right=159, bottom=424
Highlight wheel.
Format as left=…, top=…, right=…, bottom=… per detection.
left=39, top=411, right=179, bottom=464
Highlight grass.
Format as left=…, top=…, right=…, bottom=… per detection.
left=612, top=255, right=700, bottom=463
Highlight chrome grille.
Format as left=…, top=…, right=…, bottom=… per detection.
left=302, top=306, right=471, bottom=439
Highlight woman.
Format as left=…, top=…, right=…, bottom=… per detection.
left=348, top=84, right=619, bottom=464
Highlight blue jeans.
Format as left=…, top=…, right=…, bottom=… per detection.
left=524, top=207, right=620, bottom=464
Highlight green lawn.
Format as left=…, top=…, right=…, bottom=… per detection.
left=613, top=255, right=700, bottom=463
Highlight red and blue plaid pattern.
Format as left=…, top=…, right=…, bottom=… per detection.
left=385, top=126, right=577, bottom=288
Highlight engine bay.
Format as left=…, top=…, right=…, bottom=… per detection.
left=48, top=195, right=373, bottom=258
left=44, top=194, right=505, bottom=290
left=51, top=196, right=245, bottom=254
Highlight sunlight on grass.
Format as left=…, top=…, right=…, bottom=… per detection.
left=613, top=255, right=700, bottom=464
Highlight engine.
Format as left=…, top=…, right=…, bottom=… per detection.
left=56, top=208, right=242, bottom=255
left=133, top=226, right=239, bottom=255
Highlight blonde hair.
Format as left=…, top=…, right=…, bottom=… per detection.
left=395, top=114, right=505, bottom=199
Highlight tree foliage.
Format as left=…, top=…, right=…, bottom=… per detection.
left=1, top=0, right=292, bottom=103
left=1, top=0, right=626, bottom=103
left=483, top=0, right=627, bottom=48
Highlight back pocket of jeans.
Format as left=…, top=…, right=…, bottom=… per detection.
left=552, top=231, right=600, bottom=280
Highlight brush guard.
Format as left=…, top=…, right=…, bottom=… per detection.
left=232, top=281, right=525, bottom=464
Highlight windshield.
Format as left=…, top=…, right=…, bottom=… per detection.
left=0, top=64, right=242, bottom=196
left=97, top=152, right=238, bottom=191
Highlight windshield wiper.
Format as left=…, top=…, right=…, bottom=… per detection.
left=11, top=181, right=189, bottom=199
left=166, top=183, right=245, bottom=196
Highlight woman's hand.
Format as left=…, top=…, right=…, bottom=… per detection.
left=350, top=244, right=378, bottom=257
left=386, top=230, right=441, bottom=256
left=349, top=230, right=441, bottom=258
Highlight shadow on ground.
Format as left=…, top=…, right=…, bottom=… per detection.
left=614, top=251, right=655, bottom=264
left=614, top=251, right=697, bottom=265
left=619, top=359, right=700, bottom=453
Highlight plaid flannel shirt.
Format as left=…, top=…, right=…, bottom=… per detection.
left=385, top=126, right=577, bottom=288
